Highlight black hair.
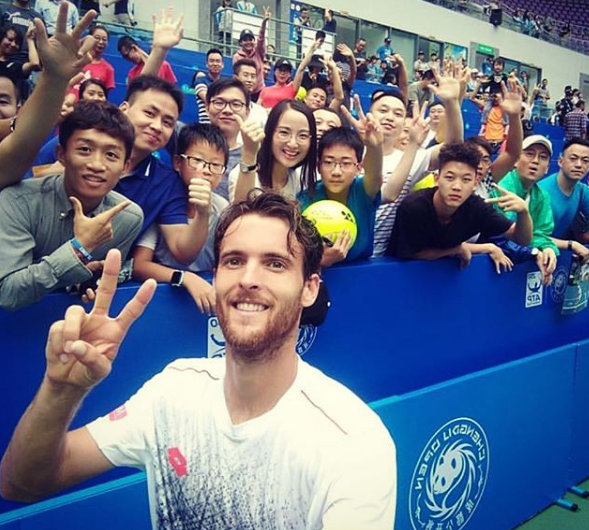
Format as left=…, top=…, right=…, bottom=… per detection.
left=89, top=24, right=109, bottom=38
left=439, top=142, right=482, bottom=172
left=125, top=75, right=184, bottom=114
left=318, top=126, right=363, bottom=162
left=422, top=70, right=436, bottom=81
left=464, top=136, right=493, bottom=156
left=58, top=100, right=135, bottom=161
left=206, top=77, right=251, bottom=108
left=214, top=190, right=323, bottom=279
left=117, top=35, right=137, bottom=53
left=206, top=48, right=224, bottom=59
left=79, top=78, right=109, bottom=100
left=370, top=88, right=406, bottom=109
left=306, top=85, right=328, bottom=99
left=257, top=99, right=317, bottom=194
left=0, top=25, right=23, bottom=51
left=177, top=123, right=229, bottom=166
left=233, top=58, right=257, bottom=75
left=563, top=137, right=589, bottom=154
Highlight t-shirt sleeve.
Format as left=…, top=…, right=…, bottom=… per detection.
left=160, top=62, right=177, bottom=84
left=157, top=170, right=188, bottom=225
left=135, top=223, right=158, bottom=250
left=580, top=184, right=589, bottom=219
left=475, top=197, right=514, bottom=237
left=386, top=197, right=429, bottom=258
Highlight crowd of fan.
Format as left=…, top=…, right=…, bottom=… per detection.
left=0, top=1, right=587, bottom=316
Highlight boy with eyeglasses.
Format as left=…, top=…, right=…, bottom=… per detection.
left=297, top=119, right=383, bottom=266
left=132, top=123, right=229, bottom=315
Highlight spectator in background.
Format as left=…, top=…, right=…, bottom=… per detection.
left=413, top=50, right=428, bottom=80
left=74, top=24, right=115, bottom=95
left=294, top=5, right=313, bottom=58
left=559, top=21, right=571, bottom=41
left=314, top=106, right=342, bottom=141
left=386, top=142, right=532, bottom=266
left=236, top=0, right=257, bottom=14
left=192, top=48, right=225, bottom=125
left=555, top=85, right=574, bottom=126
left=490, top=135, right=559, bottom=285
left=259, top=58, right=301, bottom=109
left=331, top=42, right=357, bottom=109
left=366, top=55, right=380, bottom=82
left=322, top=8, right=336, bottom=33
left=103, top=0, right=136, bottom=27
left=233, top=58, right=267, bottom=125
left=78, top=77, right=108, bottom=101
left=563, top=100, right=587, bottom=140
left=118, top=35, right=177, bottom=85
left=37, top=0, right=78, bottom=35
left=0, top=0, right=44, bottom=54
left=408, top=69, right=435, bottom=109
left=215, top=0, right=233, bottom=53
left=232, top=6, right=270, bottom=101
left=519, top=70, right=529, bottom=98
left=133, top=123, right=230, bottom=315
left=539, top=138, right=589, bottom=262
left=532, top=78, right=550, bottom=120
left=0, top=25, right=40, bottom=82
left=353, top=38, right=368, bottom=81
left=429, top=51, right=440, bottom=71
left=376, top=37, right=394, bottom=65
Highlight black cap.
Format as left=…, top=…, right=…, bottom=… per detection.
left=274, top=58, right=293, bottom=70
left=418, top=50, right=425, bottom=55
left=309, top=54, right=325, bottom=69
left=384, top=37, right=391, bottom=43
left=239, top=29, right=255, bottom=41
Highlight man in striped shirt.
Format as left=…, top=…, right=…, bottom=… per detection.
left=564, top=100, right=587, bottom=140
left=193, top=48, right=226, bottom=124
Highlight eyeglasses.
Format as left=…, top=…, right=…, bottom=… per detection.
left=522, top=150, right=550, bottom=162
left=274, top=128, right=311, bottom=144
left=179, top=155, right=226, bottom=175
left=209, top=98, right=247, bottom=112
left=321, top=160, right=357, bottom=171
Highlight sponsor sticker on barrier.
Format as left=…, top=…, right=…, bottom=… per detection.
left=525, top=271, right=543, bottom=308
left=409, top=417, right=490, bottom=530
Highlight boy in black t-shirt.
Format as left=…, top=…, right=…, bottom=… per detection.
left=386, top=142, right=533, bottom=269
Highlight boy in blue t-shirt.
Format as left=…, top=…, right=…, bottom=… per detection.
left=298, top=124, right=383, bottom=266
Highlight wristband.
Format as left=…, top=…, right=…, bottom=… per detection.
left=71, top=238, right=93, bottom=263
left=568, top=240, right=573, bottom=251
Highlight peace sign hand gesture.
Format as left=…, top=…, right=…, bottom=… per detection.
left=46, top=249, right=156, bottom=391
left=340, top=95, right=383, bottom=148
left=71, top=196, right=131, bottom=253
left=407, top=101, right=431, bottom=145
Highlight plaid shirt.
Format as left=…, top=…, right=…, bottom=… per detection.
left=564, top=109, right=588, bottom=139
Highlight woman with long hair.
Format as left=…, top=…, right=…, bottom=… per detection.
left=230, top=98, right=317, bottom=202
left=0, top=25, right=40, bottom=79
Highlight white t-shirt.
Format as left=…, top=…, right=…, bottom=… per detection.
left=87, top=357, right=397, bottom=530
left=373, top=147, right=432, bottom=256
left=228, top=166, right=302, bottom=202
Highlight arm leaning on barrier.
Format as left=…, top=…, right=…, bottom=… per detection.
left=0, top=249, right=156, bottom=503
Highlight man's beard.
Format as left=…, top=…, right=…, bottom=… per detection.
left=216, top=290, right=303, bottom=364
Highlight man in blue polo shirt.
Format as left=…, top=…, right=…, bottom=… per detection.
left=539, top=137, right=589, bottom=262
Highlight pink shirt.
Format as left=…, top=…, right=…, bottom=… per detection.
left=82, top=58, right=116, bottom=89
left=259, top=83, right=296, bottom=109
left=128, top=60, right=177, bottom=85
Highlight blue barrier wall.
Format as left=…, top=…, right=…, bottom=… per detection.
left=2, top=254, right=589, bottom=523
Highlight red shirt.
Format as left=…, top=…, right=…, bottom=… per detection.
left=259, top=83, right=296, bottom=109
left=128, top=60, right=177, bottom=85
left=82, top=58, right=116, bottom=89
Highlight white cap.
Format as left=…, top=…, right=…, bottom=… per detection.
left=522, top=134, right=553, bottom=156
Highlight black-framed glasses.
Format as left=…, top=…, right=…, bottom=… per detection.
left=209, top=98, right=246, bottom=112
left=320, top=160, right=356, bottom=171
left=179, top=155, right=226, bottom=175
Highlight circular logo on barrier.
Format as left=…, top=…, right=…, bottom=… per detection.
left=409, top=417, right=490, bottom=530
left=550, top=266, right=568, bottom=304
left=207, top=317, right=317, bottom=358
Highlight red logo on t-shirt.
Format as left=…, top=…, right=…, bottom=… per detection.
left=108, top=405, right=127, bottom=421
left=168, top=447, right=188, bottom=477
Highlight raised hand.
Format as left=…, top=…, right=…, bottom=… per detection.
left=151, top=7, right=184, bottom=50
left=263, top=6, right=271, bottom=20
left=430, top=65, right=461, bottom=102
left=236, top=114, right=265, bottom=158
left=34, top=3, right=96, bottom=82
left=46, top=249, right=156, bottom=390
left=498, top=80, right=524, bottom=116
left=340, top=95, right=382, bottom=148
left=71, top=196, right=131, bottom=253
left=188, top=177, right=212, bottom=213
left=407, top=101, right=431, bottom=145
left=336, top=43, right=353, bottom=58
left=485, top=184, right=528, bottom=213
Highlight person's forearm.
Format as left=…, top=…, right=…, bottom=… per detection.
left=329, top=63, right=344, bottom=105
left=443, top=96, right=463, bottom=143
left=0, top=242, right=91, bottom=311
left=513, top=210, right=533, bottom=246
left=464, top=242, right=495, bottom=255
left=414, top=245, right=461, bottom=260
left=363, top=143, right=383, bottom=197
left=0, top=71, right=69, bottom=190
left=233, top=148, right=258, bottom=202
left=142, top=45, right=168, bottom=78
left=396, top=62, right=408, bottom=102
left=504, top=111, right=523, bottom=160
left=168, top=214, right=209, bottom=265
left=0, top=379, right=88, bottom=502
left=381, top=142, right=418, bottom=203
left=133, top=254, right=177, bottom=282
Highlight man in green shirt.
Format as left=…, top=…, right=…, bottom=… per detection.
left=490, top=134, right=559, bottom=285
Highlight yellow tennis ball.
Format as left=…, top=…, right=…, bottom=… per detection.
left=296, top=87, right=307, bottom=100
left=303, top=200, right=357, bottom=246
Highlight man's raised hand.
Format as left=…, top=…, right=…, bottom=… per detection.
left=35, top=2, right=97, bottom=82
left=46, top=249, right=156, bottom=391
left=151, top=7, right=184, bottom=50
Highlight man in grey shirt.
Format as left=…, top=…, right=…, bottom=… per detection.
left=0, top=100, right=143, bottom=310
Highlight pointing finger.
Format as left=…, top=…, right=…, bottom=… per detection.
left=99, top=200, right=131, bottom=221
left=70, top=196, right=85, bottom=217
